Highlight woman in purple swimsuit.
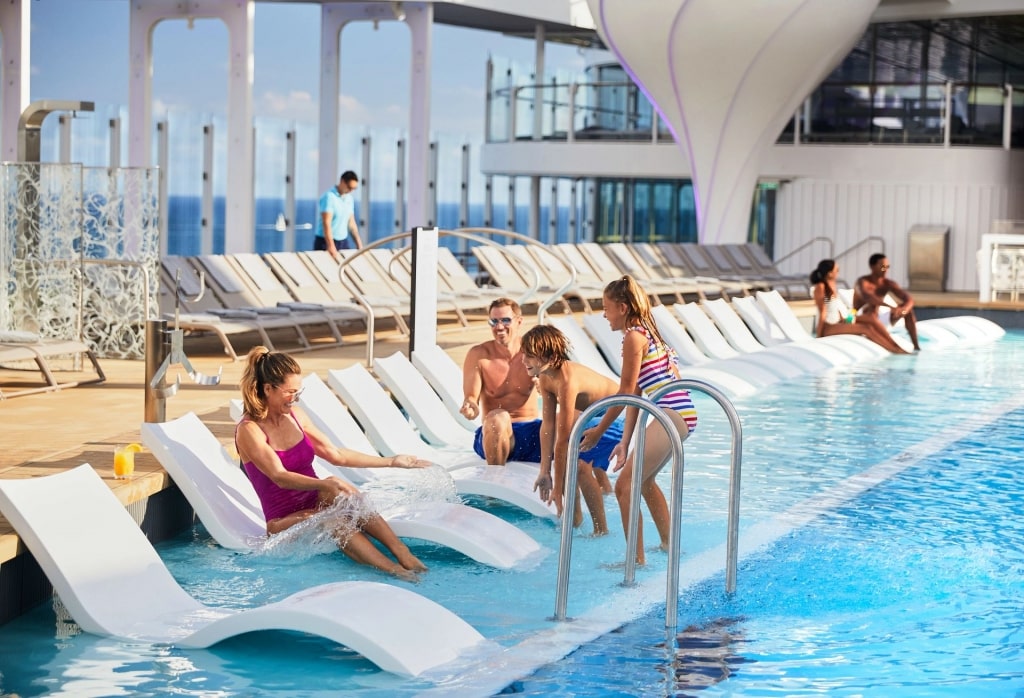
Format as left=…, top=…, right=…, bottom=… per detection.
left=236, top=347, right=429, bottom=580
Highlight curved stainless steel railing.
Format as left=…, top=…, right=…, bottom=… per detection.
left=552, top=378, right=743, bottom=630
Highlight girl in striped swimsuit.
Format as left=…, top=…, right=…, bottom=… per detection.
left=579, top=275, right=697, bottom=564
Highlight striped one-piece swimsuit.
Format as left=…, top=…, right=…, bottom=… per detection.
left=626, top=325, right=698, bottom=434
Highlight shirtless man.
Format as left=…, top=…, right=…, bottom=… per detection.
left=460, top=298, right=542, bottom=465
left=854, top=253, right=921, bottom=351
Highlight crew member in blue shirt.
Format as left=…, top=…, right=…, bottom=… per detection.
left=314, top=170, right=363, bottom=257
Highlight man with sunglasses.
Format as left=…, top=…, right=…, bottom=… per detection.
left=854, top=253, right=921, bottom=351
left=460, top=298, right=543, bottom=465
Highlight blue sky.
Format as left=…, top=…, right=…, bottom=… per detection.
left=30, top=1, right=586, bottom=141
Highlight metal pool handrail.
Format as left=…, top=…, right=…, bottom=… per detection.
left=552, top=378, right=743, bottom=630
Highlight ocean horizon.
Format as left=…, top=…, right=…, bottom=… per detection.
left=167, top=196, right=582, bottom=259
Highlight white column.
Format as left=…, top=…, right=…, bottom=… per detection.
left=129, top=0, right=255, bottom=253
left=223, top=1, right=255, bottom=254
left=406, top=3, right=433, bottom=230
left=318, top=4, right=346, bottom=196
left=0, top=0, right=30, bottom=162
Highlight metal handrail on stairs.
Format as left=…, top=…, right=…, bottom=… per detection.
left=552, top=378, right=743, bottom=631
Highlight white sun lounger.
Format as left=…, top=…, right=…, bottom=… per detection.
left=327, top=364, right=557, bottom=519
left=410, top=343, right=480, bottom=431
left=547, top=315, right=620, bottom=381
left=141, top=411, right=541, bottom=570
left=374, top=351, right=476, bottom=448
left=732, top=295, right=853, bottom=367
left=700, top=298, right=837, bottom=372
left=648, top=305, right=765, bottom=397
left=755, top=290, right=892, bottom=360
left=671, top=302, right=807, bottom=380
left=0, top=464, right=487, bottom=677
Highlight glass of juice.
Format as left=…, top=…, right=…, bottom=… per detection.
left=113, top=445, right=137, bottom=479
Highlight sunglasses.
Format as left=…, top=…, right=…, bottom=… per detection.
left=880, top=265, right=890, bottom=271
left=488, top=317, right=515, bottom=327
left=279, top=387, right=304, bottom=401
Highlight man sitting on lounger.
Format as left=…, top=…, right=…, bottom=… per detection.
left=461, top=298, right=543, bottom=465
left=854, top=253, right=921, bottom=351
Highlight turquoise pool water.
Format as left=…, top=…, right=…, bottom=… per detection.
left=1, top=332, right=1022, bottom=697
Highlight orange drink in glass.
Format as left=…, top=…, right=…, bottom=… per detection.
left=113, top=443, right=142, bottom=479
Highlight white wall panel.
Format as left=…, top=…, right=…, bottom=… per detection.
left=776, top=177, right=1024, bottom=292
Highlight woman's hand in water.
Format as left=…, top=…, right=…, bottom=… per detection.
left=317, top=476, right=360, bottom=504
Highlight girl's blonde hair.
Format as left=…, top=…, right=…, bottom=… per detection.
left=240, top=346, right=302, bottom=420
left=603, top=275, right=667, bottom=347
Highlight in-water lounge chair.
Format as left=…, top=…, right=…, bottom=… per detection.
left=327, top=364, right=558, bottom=519
left=672, top=302, right=807, bottom=380
left=141, top=411, right=542, bottom=570
left=0, top=464, right=487, bottom=677
left=754, top=289, right=892, bottom=360
left=410, top=343, right=480, bottom=431
left=699, top=297, right=837, bottom=372
left=374, top=351, right=478, bottom=447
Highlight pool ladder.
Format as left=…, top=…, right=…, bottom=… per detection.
left=552, top=378, right=743, bottom=629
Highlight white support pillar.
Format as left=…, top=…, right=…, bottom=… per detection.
left=0, top=0, right=30, bottom=162
left=533, top=23, right=545, bottom=141
left=285, top=129, right=297, bottom=251
left=406, top=3, right=433, bottom=230
left=58, top=115, right=72, bottom=163
left=129, top=0, right=254, bottom=253
left=109, top=117, right=122, bottom=169
left=395, top=138, right=406, bottom=233
left=360, top=135, right=372, bottom=236
left=156, top=120, right=169, bottom=257
left=529, top=176, right=541, bottom=237
left=223, top=1, right=255, bottom=253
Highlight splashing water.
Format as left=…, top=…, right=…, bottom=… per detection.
left=254, top=492, right=377, bottom=559
left=358, top=464, right=460, bottom=514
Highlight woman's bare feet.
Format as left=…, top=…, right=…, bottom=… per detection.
left=397, top=551, right=428, bottom=573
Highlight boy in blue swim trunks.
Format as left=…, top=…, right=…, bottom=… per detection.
left=521, top=324, right=626, bottom=535
left=461, top=298, right=543, bottom=465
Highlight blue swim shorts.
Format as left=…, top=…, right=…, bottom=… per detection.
left=473, top=418, right=543, bottom=464
left=577, top=415, right=625, bottom=471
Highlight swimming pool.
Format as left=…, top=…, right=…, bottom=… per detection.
left=1, top=332, right=1022, bottom=696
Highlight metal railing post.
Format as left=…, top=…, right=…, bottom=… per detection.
left=551, top=379, right=743, bottom=629
left=144, top=319, right=168, bottom=423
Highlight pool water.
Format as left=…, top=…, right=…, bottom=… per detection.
left=513, top=403, right=1024, bottom=696
left=1, top=332, right=1023, bottom=697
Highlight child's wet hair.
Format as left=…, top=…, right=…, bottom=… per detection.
left=521, top=324, right=571, bottom=369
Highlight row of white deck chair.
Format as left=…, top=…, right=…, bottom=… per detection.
left=160, top=246, right=527, bottom=361
left=552, top=290, right=1005, bottom=400
left=470, top=240, right=810, bottom=314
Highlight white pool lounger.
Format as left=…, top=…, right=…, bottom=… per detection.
left=374, top=351, right=475, bottom=448
left=700, top=298, right=837, bottom=372
left=0, top=464, right=487, bottom=677
left=141, top=412, right=543, bottom=569
left=327, top=364, right=558, bottom=519
left=672, top=301, right=808, bottom=380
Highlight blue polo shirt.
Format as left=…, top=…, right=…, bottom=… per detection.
left=315, top=187, right=355, bottom=242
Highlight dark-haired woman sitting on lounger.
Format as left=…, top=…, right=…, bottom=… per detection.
left=810, top=259, right=908, bottom=354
